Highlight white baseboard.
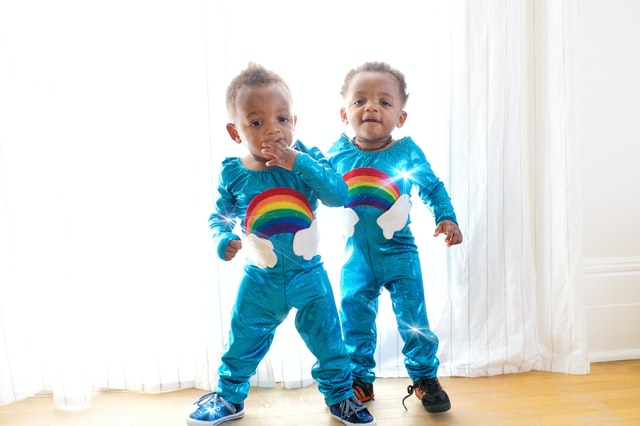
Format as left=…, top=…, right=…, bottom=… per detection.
left=584, top=256, right=640, bottom=275
left=584, top=256, right=640, bottom=363
left=589, top=349, right=640, bottom=363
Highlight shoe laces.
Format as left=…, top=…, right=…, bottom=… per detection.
left=338, top=396, right=369, bottom=418
left=401, top=378, right=442, bottom=410
left=193, top=392, right=239, bottom=414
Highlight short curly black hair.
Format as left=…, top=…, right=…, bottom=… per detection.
left=225, top=62, right=293, bottom=120
left=340, top=61, right=409, bottom=107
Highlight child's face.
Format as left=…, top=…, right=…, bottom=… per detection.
left=340, top=71, right=407, bottom=142
left=226, top=84, right=296, bottom=163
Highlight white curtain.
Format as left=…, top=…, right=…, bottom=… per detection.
left=0, top=0, right=588, bottom=409
left=436, top=0, right=588, bottom=377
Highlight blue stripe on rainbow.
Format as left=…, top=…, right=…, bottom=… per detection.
left=244, top=188, right=314, bottom=238
left=343, top=167, right=400, bottom=211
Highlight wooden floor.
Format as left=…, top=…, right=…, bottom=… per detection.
left=1, top=360, right=638, bottom=426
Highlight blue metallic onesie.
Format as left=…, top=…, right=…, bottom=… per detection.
left=327, top=133, right=458, bottom=384
left=208, top=140, right=354, bottom=406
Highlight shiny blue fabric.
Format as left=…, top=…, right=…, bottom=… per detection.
left=327, top=133, right=458, bottom=383
left=208, top=140, right=353, bottom=406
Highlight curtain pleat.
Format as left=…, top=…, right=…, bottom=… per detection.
left=533, top=0, right=588, bottom=374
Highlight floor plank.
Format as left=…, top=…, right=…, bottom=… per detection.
left=0, top=360, right=638, bottom=425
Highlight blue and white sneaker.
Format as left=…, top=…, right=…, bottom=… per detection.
left=329, top=396, right=376, bottom=425
left=186, top=392, right=245, bottom=426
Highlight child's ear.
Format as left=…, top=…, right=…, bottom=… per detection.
left=340, top=108, right=349, bottom=124
left=226, top=123, right=242, bottom=144
left=395, top=111, right=408, bottom=128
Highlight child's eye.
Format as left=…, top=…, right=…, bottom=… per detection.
left=352, top=99, right=365, bottom=106
left=381, top=100, right=392, bottom=107
left=249, top=120, right=263, bottom=127
left=278, top=116, right=291, bottom=124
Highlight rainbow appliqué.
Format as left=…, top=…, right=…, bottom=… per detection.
left=343, top=167, right=400, bottom=211
left=244, top=188, right=314, bottom=238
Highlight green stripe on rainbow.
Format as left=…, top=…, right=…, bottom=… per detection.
left=343, top=167, right=400, bottom=211
left=244, top=188, right=314, bottom=238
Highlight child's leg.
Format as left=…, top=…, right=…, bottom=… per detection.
left=217, top=269, right=289, bottom=403
left=340, top=255, right=380, bottom=384
left=289, top=265, right=354, bottom=406
left=386, top=254, right=440, bottom=381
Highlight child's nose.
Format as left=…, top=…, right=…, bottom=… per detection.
left=264, top=120, right=281, bottom=134
left=364, top=101, right=378, bottom=111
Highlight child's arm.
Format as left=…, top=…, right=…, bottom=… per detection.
left=208, top=175, right=242, bottom=261
left=407, top=143, right=461, bottom=245
left=290, top=142, right=348, bottom=207
left=266, top=140, right=347, bottom=207
left=407, top=144, right=457, bottom=225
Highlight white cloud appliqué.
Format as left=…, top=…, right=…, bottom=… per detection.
left=244, top=233, right=277, bottom=268
left=341, top=207, right=360, bottom=238
left=293, top=219, right=319, bottom=260
left=376, top=194, right=411, bottom=239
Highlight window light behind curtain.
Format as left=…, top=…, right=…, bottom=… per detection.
left=0, top=0, right=588, bottom=409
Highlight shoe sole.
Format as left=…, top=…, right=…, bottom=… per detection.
left=186, top=410, right=245, bottom=426
left=329, top=412, right=377, bottom=426
left=422, top=402, right=451, bottom=413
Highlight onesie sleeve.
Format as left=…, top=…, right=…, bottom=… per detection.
left=291, top=141, right=348, bottom=207
left=409, top=143, right=458, bottom=226
left=208, top=164, right=241, bottom=260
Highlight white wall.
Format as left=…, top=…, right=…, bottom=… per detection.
left=578, top=0, right=640, bottom=361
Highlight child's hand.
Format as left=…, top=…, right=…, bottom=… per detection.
left=225, top=239, right=243, bottom=261
left=433, top=220, right=463, bottom=247
left=263, top=139, right=298, bottom=170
